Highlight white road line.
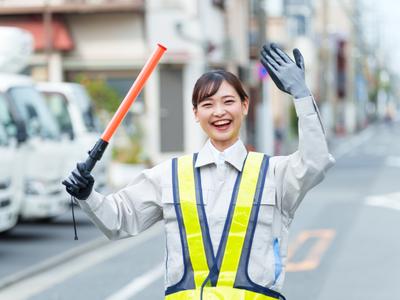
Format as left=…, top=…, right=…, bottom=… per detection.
left=105, top=263, right=164, bottom=300
left=0, top=236, right=108, bottom=290
left=385, top=156, right=400, bottom=168
left=366, top=193, right=400, bottom=211
left=0, top=223, right=163, bottom=300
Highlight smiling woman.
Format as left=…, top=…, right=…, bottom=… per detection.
left=192, top=71, right=249, bottom=151
left=63, top=45, right=335, bottom=300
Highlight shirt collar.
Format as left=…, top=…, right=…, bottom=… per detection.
left=195, top=139, right=248, bottom=171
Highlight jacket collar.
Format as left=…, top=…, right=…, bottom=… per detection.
left=195, top=139, right=248, bottom=172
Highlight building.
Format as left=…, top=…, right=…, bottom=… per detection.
left=0, top=0, right=250, bottom=163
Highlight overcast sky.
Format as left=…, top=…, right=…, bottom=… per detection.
left=362, top=0, right=400, bottom=72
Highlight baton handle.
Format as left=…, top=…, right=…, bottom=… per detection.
left=84, top=138, right=109, bottom=172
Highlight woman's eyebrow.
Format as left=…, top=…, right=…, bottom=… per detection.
left=221, top=94, right=235, bottom=99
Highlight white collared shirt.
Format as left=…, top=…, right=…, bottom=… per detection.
left=208, top=139, right=240, bottom=179
left=79, top=95, right=335, bottom=293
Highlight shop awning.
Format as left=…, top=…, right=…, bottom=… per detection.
left=0, top=17, right=73, bottom=51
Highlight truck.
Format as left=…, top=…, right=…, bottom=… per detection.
left=0, top=115, right=24, bottom=232
left=0, top=27, right=68, bottom=221
left=38, top=82, right=110, bottom=190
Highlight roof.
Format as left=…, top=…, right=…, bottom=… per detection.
left=0, top=17, right=73, bottom=51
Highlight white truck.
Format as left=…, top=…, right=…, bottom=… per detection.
left=0, top=116, right=24, bottom=232
left=0, top=27, right=68, bottom=221
left=0, top=74, right=68, bottom=220
left=38, top=82, right=110, bottom=190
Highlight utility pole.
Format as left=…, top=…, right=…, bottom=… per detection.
left=43, top=0, right=53, bottom=80
left=254, top=0, right=274, bottom=154
left=320, top=0, right=328, bottom=104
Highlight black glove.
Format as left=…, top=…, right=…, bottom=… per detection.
left=62, top=162, right=94, bottom=200
left=260, top=43, right=310, bottom=99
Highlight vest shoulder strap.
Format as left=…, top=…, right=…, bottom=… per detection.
left=217, top=151, right=265, bottom=287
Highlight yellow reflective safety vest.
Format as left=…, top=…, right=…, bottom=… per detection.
left=165, top=152, right=286, bottom=300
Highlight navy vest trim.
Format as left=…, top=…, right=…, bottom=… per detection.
left=207, top=171, right=242, bottom=286
left=233, top=155, right=285, bottom=299
left=193, top=153, right=216, bottom=271
left=165, top=158, right=195, bottom=295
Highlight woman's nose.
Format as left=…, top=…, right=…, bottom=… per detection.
left=213, top=104, right=226, bottom=116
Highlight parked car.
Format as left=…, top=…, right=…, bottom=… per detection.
left=38, top=82, right=110, bottom=190
left=0, top=73, right=68, bottom=220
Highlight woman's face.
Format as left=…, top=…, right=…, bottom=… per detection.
left=193, top=80, right=249, bottom=151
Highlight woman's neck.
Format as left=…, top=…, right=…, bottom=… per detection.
left=210, top=138, right=239, bottom=152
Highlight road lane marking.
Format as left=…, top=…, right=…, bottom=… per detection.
left=0, top=222, right=163, bottom=300
left=0, top=236, right=108, bottom=290
left=105, top=263, right=164, bottom=300
left=286, top=229, right=336, bottom=272
left=366, top=193, right=400, bottom=211
left=385, top=156, right=400, bottom=168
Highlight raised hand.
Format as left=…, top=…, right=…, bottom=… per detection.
left=260, top=43, right=310, bottom=99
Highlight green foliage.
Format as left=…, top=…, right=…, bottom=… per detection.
left=75, top=74, right=120, bottom=113
left=74, top=74, right=146, bottom=164
left=112, top=136, right=143, bottom=164
left=113, top=119, right=148, bottom=164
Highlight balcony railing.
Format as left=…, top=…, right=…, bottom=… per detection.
left=0, top=0, right=144, bottom=14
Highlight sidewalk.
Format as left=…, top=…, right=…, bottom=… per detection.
left=328, top=122, right=380, bottom=160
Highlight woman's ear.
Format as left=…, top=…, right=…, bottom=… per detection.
left=242, top=97, right=249, bottom=116
left=193, top=107, right=199, bottom=122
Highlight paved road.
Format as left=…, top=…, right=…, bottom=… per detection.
left=283, top=122, right=400, bottom=299
left=0, top=208, right=102, bottom=279
left=1, top=122, right=400, bottom=300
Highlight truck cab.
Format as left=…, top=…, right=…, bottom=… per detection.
left=0, top=74, right=68, bottom=220
left=38, top=82, right=110, bottom=190
left=0, top=104, right=24, bottom=232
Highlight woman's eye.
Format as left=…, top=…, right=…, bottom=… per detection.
left=201, top=103, right=212, bottom=108
left=225, top=99, right=234, bottom=104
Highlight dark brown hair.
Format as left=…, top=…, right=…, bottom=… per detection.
left=192, top=70, right=248, bottom=109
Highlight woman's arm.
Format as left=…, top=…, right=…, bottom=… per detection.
left=261, top=43, right=335, bottom=225
left=77, top=162, right=166, bottom=240
left=273, top=96, right=335, bottom=224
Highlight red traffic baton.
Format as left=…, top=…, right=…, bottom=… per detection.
left=83, top=44, right=166, bottom=172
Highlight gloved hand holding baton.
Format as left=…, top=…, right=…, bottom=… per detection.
left=62, top=44, right=167, bottom=200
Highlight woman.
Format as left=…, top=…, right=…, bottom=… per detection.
left=64, top=43, right=334, bottom=300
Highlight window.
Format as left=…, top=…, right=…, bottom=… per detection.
left=0, top=93, right=16, bottom=140
left=213, top=0, right=225, bottom=9
left=8, top=87, right=60, bottom=140
left=71, top=85, right=99, bottom=132
left=288, top=14, right=308, bottom=36
left=42, top=92, right=74, bottom=136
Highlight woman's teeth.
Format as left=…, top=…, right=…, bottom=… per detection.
left=213, top=120, right=231, bottom=126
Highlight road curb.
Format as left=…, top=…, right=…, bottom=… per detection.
left=0, top=236, right=108, bottom=290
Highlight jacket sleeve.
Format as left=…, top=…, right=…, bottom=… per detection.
left=77, top=162, right=165, bottom=240
left=274, top=95, right=335, bottom=225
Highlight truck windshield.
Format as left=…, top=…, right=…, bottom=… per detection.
left=42, top=92, right=73, bottom=137
left=8, top=87, right=60, bottom=140
left=0, top=93, right=14, bottom=143
left=0, top=123, right=8, bottom=146
left=71, top=85, right=99, bottom=132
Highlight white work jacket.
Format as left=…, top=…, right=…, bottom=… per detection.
left=78, top=95, right=335, bottom=293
